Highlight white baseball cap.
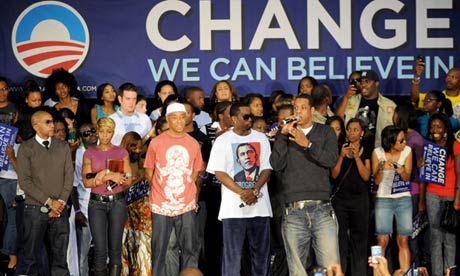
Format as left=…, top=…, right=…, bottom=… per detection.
left=166, top=103, right=186, bottom=116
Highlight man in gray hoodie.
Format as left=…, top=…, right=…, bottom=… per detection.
left=270, top=94, right=342, bottom=276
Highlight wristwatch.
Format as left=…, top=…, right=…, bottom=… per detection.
left=40, top=203, right=51, bottom=214
left=252, top=188, right=263, bottom=199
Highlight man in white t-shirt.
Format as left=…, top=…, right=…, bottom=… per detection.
left=109, top=83, right=152, bottom=146
left=207, top=102, right=272, bottom=276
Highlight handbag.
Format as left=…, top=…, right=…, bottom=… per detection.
left=440, top=201, right=460, bottom=233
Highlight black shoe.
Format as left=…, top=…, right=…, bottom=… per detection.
left=6, top=266, right=15, bottom=276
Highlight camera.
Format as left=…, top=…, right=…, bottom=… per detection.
left=417, top=55, right=424, bottom=62
left=311, top=267, right=327, bottom=276
left=350, top=79, right=361, bottom=94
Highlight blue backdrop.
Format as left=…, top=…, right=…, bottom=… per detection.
left=1, top=0, right=459, bottom=98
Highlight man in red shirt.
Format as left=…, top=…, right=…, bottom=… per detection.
left=144, top=103, right=204, bottom=275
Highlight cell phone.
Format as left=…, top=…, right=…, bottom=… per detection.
left=448, top=265, right=457, bottom=276
left=350, top=79, right=361, bottom=93
left=312, top=267, right=327, bottom=276
left=85, top=172, right=97, bottom=179
left=392, top=162, right=399, bottom=169
left=417, top=55, right=424, bottom=62
left=344, top=141, right=350, bottom=147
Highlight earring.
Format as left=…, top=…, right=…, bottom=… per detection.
left=444, top=132, right=447, bottom=138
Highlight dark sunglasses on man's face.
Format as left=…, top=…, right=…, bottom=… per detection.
left=242, top=114, right=253, bottom=121
left=81, top=128, right=96, bottom=138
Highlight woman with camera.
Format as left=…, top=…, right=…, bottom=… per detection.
left=331, top=118, right=371, bottom=276
left=372, top=125, right=413, bottom=272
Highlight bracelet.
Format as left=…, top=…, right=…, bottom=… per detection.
left=74, top=209, right=81, bottom=214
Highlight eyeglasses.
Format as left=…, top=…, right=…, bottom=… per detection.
left=81, top=128, right=96, bottom=138
left=242, top=114, right=253, bottom=121
left=424, top=98, right=438, bottom=103
left=44, top=119, right=54, bottom=125
left=0, top=87, right=9, bottom=92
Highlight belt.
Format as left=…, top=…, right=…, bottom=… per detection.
left=286, top=200, right=330, bottom=209
left=90, top=192, right=125, bottom=202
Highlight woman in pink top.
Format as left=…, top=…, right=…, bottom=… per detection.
left=82, top=117, right=132, bottom=276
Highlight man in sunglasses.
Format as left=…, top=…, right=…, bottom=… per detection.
left=207, top=102, right=272, bottom=276
left=71, top=123, right=98, bottom=276
left=17, top=110, right=74, bottom=275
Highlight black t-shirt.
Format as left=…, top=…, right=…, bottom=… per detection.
left=0, top=103, right=17, bottom=126
left=358, top=97, right=379, bottom=146
left=334, top=147, right=372, bottom=197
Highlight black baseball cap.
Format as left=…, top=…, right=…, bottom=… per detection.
left=361, top=70, right=379, bottom=82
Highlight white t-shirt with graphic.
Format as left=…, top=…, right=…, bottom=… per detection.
left=207, top=129, right=272, bottom=220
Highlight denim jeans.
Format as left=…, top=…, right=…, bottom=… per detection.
left=88, top=198, right=127, bottom=272
left=76, top=224, right=92, bottom=276
left=426, top=192, right=456, bottom=276
left=282, top=202, right=340, bottom=276
left=151, top=211, right=198, bottom=276
left=222, top=217, right=270, bottom=276
left=0, top=178, right=17, bottom=255
left=18, top=204, right=70, bottom=276
left=165, top=201, right=207, bottom=276
left=375, top=196, right=412, bottom=236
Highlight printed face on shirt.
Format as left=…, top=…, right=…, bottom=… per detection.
left=167, top=112, right=186, bottom=134
left=237, top=144, right=258, bottom=171
left=118, top=90, right=137, bottom=114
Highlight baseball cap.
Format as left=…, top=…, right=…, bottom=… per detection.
left=361, top=70, right=380, bottom=82
left=166, top=103, right=186, bottom=116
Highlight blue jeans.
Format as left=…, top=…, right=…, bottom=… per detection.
left=151, top=211, right=198, bottom=276
left=222, top=217, right=270, bottom=276
left=76, top=224, right=92, bottom=276
left=375, top=197, right=412, bottom=236
left=282, top=202, right=340, bottom=276
left=426, top=192, right=456, bottom=276
left=88, top=198, right=127, bottom=272
left=0, top=178, right=17, bottom=255
left=19, top=204, right=70, bottom=276
left=166, top=201, right=207, bottom=276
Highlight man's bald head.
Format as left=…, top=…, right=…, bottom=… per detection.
left=31, top=111, right=51, bottom=126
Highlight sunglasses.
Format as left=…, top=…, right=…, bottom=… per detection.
left=81, top=128, right=96, bottom=138
left=242, top=114, right=253, bottom=121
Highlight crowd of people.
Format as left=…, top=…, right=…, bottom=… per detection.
left=0, top=60, right=459, bottom=276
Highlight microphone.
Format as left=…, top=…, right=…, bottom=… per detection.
left=281, top=116, right=299, bottom=125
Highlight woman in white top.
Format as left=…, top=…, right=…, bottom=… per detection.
left=371, top=125, right=413, bottom=272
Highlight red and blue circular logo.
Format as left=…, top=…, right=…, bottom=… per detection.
left=12, top=1, right=90, bottom=78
